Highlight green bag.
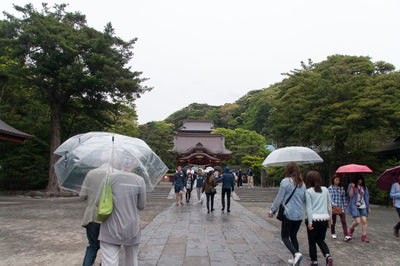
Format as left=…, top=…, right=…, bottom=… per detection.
left=97, top=176, right=113, bottom=222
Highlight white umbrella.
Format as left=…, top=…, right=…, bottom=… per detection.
left=262, top=146, right=323, bottom=167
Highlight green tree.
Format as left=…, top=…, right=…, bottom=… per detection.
left=1, top=4, right=149, bottom=192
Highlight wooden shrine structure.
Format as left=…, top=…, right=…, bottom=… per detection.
left=0, top=119, right=33, bottom=144
left=172, top=120, right=231, bottom=167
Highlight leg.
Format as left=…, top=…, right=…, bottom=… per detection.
left=361, top=216, right=368, bottom=236
left=331, top=214, right=337, bottom=235
left=82, top=222, right=101, bottom=266
left=351, top=217, right=361, bottom=230
left=314, top=221, right=330, bottom=258
left=211, top=193, right=215, bottom=210
left=197, top=188, right=201, bottom=201
left=226, top=189, right=231, bottom=211
left=206, top=193, right=210, bottom=211
left=289, top=220, right=302, bottom=253
left=124, top=244, right=139, bottom=266
left=395, top=208, right=400, bottom=232
left=175, top=192, right=179, bottom=206
left=340, top=213, right=348, bottom=236
left=100, top=241, right=120, bottom=266
left=185, top=191, right=188, bottom=202
left=306, top=220, right=318, bottom=263
left=281, top=217, right=298, bottom=255
left=221, top=189, right=226, bottom=210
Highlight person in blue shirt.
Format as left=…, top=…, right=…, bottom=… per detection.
left=172, top=166, right=186, bottom=206
left=246, top=167, right=254, bottom=188
left=195, top=169, right=205, bottom=204
left=237, top=168, right=243, bottom=187
left=216, top=167, right=235, bottom=212
left=390, top=182, right=400, bottom=237
left=269, top=162, right=306, bottom=266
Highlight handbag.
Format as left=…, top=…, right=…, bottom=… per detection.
left=332, top=206, right=343, bottom=215
left=97, top=175, right=113, bottom=222
left=277, top=184, right=298, bottom=221
left=211, top=187, right=217, bottom=194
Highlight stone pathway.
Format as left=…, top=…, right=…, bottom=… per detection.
left=138, top=188, right=290, bottom=266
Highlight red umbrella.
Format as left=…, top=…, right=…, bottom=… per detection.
left=376, top=166, right=400, bottom=192
left=336, top=164, right=373, bottom=173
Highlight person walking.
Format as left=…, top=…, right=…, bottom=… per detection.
left=347, top=174, right=370, bottom=242
left=202, top=170, right=217, bottom=213
left=237, top=168, right=243, bottom=187
left=268, top=162, right=306, bottom=266
left=217, top=167, right=235, bottom=213
left=80, top=163, right=107, bottom=266
left=185, top=171, right=194, bottom=203
left=172, top=166, right=186, bottom=206
left=305, top=171, right=333, bottom=266
left=96, top=155, right=146, bottom=266
left=390, top=181, right=400, bottom=237
left=246, top=167, right=254, bottom=188
left=328, top=174, right=352, bottom=242
left=195, top=169, right=205, bottom=204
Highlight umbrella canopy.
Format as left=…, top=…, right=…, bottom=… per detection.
left=54, top=132, right=168, bottom=193
left=336, top=164, right=373, bottom=173
left=262, top=146, right=323, bottom=167
left=376, top=166, right=400, bottom=192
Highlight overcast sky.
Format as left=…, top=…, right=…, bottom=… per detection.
left=3, top=0, right=400, bottom=124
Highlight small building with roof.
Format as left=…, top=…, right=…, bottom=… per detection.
left=0, top=119, right=33, bottom=144
left=172, top=120, right=231, bottom=167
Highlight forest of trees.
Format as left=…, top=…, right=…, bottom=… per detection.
left=1, top=4, right=399, bottom=204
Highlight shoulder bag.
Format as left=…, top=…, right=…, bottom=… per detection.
left=277, top=184, right=298, bottom=221
left=97, top=175, right=113, bottom=222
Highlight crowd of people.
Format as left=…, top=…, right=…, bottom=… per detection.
left=268, top=162, right=373, bottom=266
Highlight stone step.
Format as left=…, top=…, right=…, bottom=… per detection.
left=234, top=186, right=279, bottom=202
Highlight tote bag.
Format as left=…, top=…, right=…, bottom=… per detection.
left=97, top=176, right=113, bottom=222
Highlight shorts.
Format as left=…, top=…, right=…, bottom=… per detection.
left=353, top=207, right=368, bottom=218
left=174, top=185, right=183, bottom=193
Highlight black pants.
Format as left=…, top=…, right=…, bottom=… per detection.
left=221, top=188, right=232, bottom=211
left=206, top=193, right=214, bottom=211
left=83, top=222, right=101, bottom=266
left=237, top=178, right=243, bottom=187
left=306, top=220, right=330, bottom=262
left=185, top=189, right=192, bottom=202
left=395, top=208, right=400, bottom=231
left=281, top=216, right=302, bottom=255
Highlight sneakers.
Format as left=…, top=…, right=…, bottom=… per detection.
left=394, top=227, right=399, bottom=237
left=361, top=234, right=369, bottom=243
left=348, top=227, right=354, bottom=237
left=293, top=253, right=303, bottom=266
left=331, top=234, right=337, bottom=239
left=326, top=255, right=333, bottom=266
left=288, top=258, right=294, bottom=264
left=344, top=235, right=352, bottom=242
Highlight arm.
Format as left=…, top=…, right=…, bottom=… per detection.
left=172, top=174, right=176, bottom=186
left=305, top=190, right=313, bottom=225
left=326, top=189, right=332, bottom=218
left=137, top=180, right=146, bottom=210
left=390, top=183, right=400, bottom=198
left=348, top=183, right=355, bottom=198
left=270, top=179, right=287, bottom=214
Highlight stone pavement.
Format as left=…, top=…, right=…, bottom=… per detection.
left=138, top=188, right=290, bottom=266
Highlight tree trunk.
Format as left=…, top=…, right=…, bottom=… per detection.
left=46, top=102, right=61, bottom=193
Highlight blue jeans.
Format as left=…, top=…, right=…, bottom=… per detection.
left=82, top=222, right=101, bottom=266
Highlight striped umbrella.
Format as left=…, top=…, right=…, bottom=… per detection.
left=376, top=166, right=400, bottom=192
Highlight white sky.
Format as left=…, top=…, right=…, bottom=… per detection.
left=2, top=0, right=400, bottom=124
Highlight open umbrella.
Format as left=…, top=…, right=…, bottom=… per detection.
left=335, top=164, right=373, bottom=173
left=262, top=146, right=323, bottom=167
left=376, top=166, right=400, bottom=192
left=54, top=132, right=168, bottom=193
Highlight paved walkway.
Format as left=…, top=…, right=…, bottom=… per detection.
left=138, top=189, right=290, bottom=266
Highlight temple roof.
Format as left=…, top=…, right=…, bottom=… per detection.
left=0, top=119, right=33, bottom=143
left=172, top=132, right=231, bottom=155
left=179, top=120, right=215, bottom=133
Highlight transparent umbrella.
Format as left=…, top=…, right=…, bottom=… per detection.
left=262, top=146, right=323, bottom=167
left=54, top=132, right=168, bottom=193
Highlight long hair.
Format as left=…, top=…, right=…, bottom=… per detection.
left=331, top=174, right=342, bottom=186
left=284, top=162, right=303, bottom=186
left=352, top=174, right=365, bottom=188
left=306, top=171, right=322, bottom=192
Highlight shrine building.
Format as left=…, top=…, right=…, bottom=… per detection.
left=172, top=120, right=231, bottom=167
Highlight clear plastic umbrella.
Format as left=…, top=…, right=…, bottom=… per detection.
left=54, top=132, right=168, bottom=193
left=262, top=146, right=323, bottom=167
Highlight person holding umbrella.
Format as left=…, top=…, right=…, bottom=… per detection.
left=173, top=166, right=186, bottom=206
left=347, top=174, right=370, bottom=242
left=202, top=169, right=217, bottom=213
left=96, top=152, right=146, bottom=266
left=390, top=181, right=400, bottom=237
